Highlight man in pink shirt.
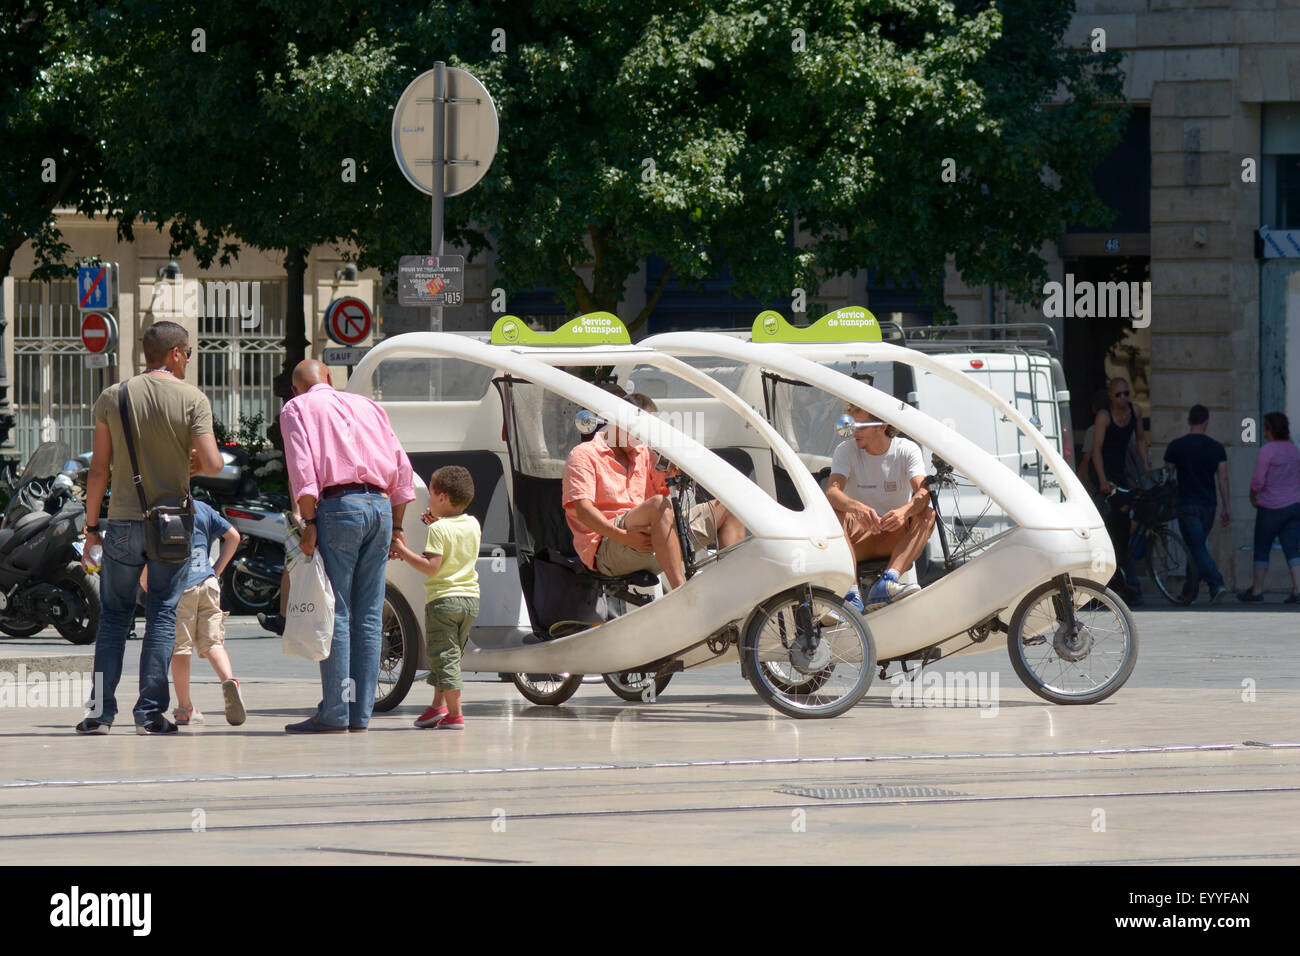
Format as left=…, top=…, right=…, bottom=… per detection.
left=562, top=390, right=745, bottom=590
left=279, top=360, right=415, bottom=732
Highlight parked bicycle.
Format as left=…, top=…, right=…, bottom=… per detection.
left=1109, top=469, right=1188, bottom=605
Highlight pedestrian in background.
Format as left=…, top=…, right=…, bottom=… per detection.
left=279, top=360, right=414, bottom=733
left=1092, top=377, right=1150, bottom=604
left=78, top=320, right=224, bottom=735
left=391, top=466, right=481, bottom=731
left=1077, top=388, right=1110, bottom=493
left=1163, top=404, right=1229, bottom=604
left=1239, top=412, right=1300, bottom=603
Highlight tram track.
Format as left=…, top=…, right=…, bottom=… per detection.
left=1, top=749, right=1295, bottom=820
left=4, top=780, right=1300, bottom=844
left=0, top=740, right=1264, bottom=791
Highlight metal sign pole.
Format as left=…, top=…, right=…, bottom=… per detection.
left=431, top=61, right=446, bottom=333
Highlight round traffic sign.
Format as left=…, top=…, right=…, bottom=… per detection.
left=325, top=297, right=372, bottom=345
left=80, top=312, right=118, bottom=354
left=392, top=67, right=499, bottom=197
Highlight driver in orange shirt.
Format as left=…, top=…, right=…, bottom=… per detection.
left=562, top=389, right=745, bottom=589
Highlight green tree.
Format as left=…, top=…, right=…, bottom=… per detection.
left=0, top=1, right=115, bottom=283
left=72, top=0, right=1124, bottom=362
left=391, top=0, right=1125, bottom=331
left=76, top=0, right=471, bottom=398
left=0, top=1, right=124, bottom=453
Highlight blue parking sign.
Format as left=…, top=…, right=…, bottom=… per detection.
left=78, top=265, right=110, bottom=310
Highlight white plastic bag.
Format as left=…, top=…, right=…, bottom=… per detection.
left=282, top=552, right=335, bottom=661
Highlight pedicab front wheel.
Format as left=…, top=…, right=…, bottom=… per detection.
left=1007, top=577, right=1138, bottom=705
left=512, top=672, right=585, bottom=705
left=741, top=587, right=875, bottom=719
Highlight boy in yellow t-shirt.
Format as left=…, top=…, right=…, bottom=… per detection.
left=391, top=466, right=481, bottom=730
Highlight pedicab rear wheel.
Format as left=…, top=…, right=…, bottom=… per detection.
left=1007, top=577, right=1138, bottom=705
left=373, top=584, right=419, bottom=712
left=741, top=587, right=874, bottom=719
left=603, top=671, right=673, bottom=702
left=512, top=672, right=585, bottom=705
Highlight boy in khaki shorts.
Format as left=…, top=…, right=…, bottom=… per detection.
left=167, top=499, right=246, bottom=725
left=390, top=466, right=480, bottom=731
left=563, top=390, right=745, bottom=589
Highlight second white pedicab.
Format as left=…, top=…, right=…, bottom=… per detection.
left=642, top=318, right=1138, bottom=704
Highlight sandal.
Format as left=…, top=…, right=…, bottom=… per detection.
left=173, top=705, right=204, bottom=725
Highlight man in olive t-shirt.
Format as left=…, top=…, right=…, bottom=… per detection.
left=77, top=321, right=225, bottom=736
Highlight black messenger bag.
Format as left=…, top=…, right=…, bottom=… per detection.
left=118, top=380, right=194, bottom=563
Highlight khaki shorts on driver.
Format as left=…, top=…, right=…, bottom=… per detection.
left=173, top=577, right=228, bottom=658
left=593, top=502, right=719, bottom=577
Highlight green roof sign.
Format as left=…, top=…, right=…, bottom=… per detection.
left=491, top=312, right=631, bottom=346
left=752, top=307, right=882, bottom=343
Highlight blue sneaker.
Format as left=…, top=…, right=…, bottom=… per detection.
left=843, top=588, right=865, bottom=614
left=865, top=570, right=921, bottom=612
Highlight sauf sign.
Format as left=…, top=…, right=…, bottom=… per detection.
left=147, top=279, right=263, bottom=329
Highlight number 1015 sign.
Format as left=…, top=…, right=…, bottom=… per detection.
left=398, top=255, right=465, bottom=307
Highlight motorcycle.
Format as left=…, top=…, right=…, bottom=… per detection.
left=191, top=443, right=290, bottom=618
left=0, top=442, right=101, bottom=644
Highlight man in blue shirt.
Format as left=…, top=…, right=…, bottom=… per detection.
left=168, top=499, right=246, bottom=724
left=1163, top=404, right=1230, bottom=604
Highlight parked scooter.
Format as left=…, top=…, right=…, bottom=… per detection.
left=0, top=442, right=101, bottom=644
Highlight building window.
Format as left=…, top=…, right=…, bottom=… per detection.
left=1067, top=107, right=1150, bottom=234
left=1271, top=155, right=1300, bottom=229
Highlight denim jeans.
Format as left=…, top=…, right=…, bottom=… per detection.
left=1253, top=501, right=1300, bottom=569
left=1176, top=504, right=1224, bottom=596
left=1104, top=503, right=1141, bottom=596
left=89, top=520, right=189, bottom=725
left=312, top=492, right=392, bottom=728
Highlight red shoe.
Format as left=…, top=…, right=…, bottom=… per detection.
left=414, top=705, right=448, bottom=728
left=435, top=713, right=464, bottom=730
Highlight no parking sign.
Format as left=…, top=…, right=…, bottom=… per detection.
left=324, top=297, right=372, bottom=346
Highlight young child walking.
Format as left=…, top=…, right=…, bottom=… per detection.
left=168, top=498, right=246, bottom=725
left=391, top=466, right=480, bottom=730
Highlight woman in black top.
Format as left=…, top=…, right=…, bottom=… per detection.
left=1091, top=377, right=1149, bottom=493
left=1090, top=378, right=1151, bottom=603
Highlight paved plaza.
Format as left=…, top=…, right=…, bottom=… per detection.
left=1, top=606, right=1297, bottom=865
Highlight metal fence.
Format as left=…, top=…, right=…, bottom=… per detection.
left=196, top=278, right=286, bottom=435
left=13, top=278, right=110, bottom=459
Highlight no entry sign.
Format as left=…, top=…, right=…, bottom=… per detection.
left=80, top=312, right=118, bottom=354
left=324, top=297, right=372, bottom=346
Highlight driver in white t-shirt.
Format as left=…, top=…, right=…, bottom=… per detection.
left=826, top=403, right=935, bottom=611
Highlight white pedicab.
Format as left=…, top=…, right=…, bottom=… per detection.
left=641, top=324, right=1139, bottom=705
left=629, top=308, right=1072, bottom=586
left=349, top=317, right=874, bottom=718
